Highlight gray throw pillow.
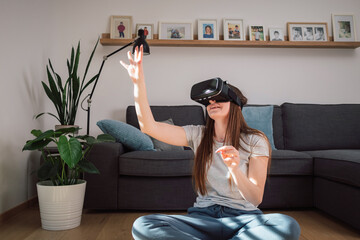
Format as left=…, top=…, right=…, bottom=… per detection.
left=150, top=118, right=184, bottom=151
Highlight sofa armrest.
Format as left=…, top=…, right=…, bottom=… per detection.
left=84, top=142, right=125, bottom=209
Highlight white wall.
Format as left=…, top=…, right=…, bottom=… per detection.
left=0, top=0, right=359, bottom=214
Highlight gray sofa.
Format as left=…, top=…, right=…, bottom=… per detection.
left=84, top=103, right=360, bottom=231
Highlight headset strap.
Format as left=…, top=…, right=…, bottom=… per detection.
left=228, top=88, right=243, bottom=109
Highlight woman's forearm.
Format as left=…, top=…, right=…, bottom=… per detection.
left=133, top=79, right=155, bottom=134
left=229, top=168, right=263, bottom=206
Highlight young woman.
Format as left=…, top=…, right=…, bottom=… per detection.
left=120, top=46, right=301, bottom=240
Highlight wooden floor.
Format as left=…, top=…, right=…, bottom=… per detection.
left=0, top=205, right=359, bottom=240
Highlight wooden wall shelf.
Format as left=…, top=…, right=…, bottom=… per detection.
left=100, top=33, right=360, bottom=49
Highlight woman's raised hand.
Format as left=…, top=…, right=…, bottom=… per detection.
left=120, top=45, right=144, bottom=84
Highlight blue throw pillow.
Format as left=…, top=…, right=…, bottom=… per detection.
left=242, top=106, right=276, bottom=150
left=97, top=120, right=154, bottom=151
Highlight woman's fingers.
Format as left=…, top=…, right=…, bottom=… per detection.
left=127, top=51, right=135, bottom=65
left=120, top=60, right=129, bottom=69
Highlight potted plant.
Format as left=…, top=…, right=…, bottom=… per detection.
left=36, top=39, right=99, bottom=130
left=23, top=127, right=114, bottom=230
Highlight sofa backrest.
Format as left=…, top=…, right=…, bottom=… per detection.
left=126, top=105, right=206, bottom=129
left=282, top=103, right=360, bottom=151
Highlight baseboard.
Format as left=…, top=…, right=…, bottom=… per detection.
left=0, top=196, right=38, bottom=225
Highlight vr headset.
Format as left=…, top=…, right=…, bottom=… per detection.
left=190, top=78, right=243, bottom=109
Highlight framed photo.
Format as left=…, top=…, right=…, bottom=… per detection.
left=332, top=14, right=357, bottom=42
left=249, top=25, right=265, bottom=41
left=110, top=16, right=132, bottom=39
left=288, top=22, right=329, bottom=41
left=136, top=24, right=154, bottom=40
left=198, top=19, right=218, bottom=40
left=223, top=19, right=245, bottom=41
left=269, top=28, right=284, bottom=41
left=158, top=22, right=193, bottom=40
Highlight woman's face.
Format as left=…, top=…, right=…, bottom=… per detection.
left=206, top=100, right=230, bottom=121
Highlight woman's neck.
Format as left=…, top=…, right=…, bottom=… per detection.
left=214, top=119, right=228, bottom=142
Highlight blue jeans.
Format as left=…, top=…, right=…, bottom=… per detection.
left=132, top=204, right=300, bottom=240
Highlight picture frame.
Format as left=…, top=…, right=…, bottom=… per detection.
left=198, top=19, right=218, bottom=40
left=223, top=19, right=245, bottom=41
left=269, top=28, right=284, bottom=41
left=136, top=24, right=154, bottom=40
left=332, top=14, right=357, bottom=42
left=249, top=25, right=265, bottom=41
left=110, top=16, right=133, bottom=39
left=158, top=22, right=193, bottom=40
left=287, top=22, right=329, bottom=42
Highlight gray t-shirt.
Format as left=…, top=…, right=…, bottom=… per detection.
left=183, top=125, right=269, bottom=211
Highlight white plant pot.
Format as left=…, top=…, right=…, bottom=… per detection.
left=37, top=180, right=86, bottom=231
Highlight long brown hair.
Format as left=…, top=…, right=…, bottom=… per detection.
left=192, top=84, right=272, bottom=195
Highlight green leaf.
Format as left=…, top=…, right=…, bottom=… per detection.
left=54, top=126, right=80, bottom=135
left=73, top=42, right=80, bottom=75
left=31, top=129, right=42, bottom=137
left=97, top=134, right=115, bottom=142
left=37, top=160, right=59, bottom=180
left=23, top=129, right=55, bottom=151
left=46, top=66, right=62, bottom=108
left=23, top=139, right=52, bottom=151
left=77, top=160, right=100, bottom=174
left=48, top=59, right=64, bottom=93
left=35, top=112, right=61, bottom=122
left=81, top=38, right=99, bottom=90
left=57, top=136, right=82, bottom=169
left=80, top=74, right=98, bottom=95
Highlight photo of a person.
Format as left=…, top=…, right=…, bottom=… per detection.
left=250, top=26, right=264, bottom=41
left=292, top=27, right=303, bottom=41
left=234, top=25, right=241, bottom=38
left=168, top=27, right=185, bottom=39
left=227, top=23, right=241, bottom=39
left=118, top=22, right=125, bottom=38
left=224, top=20, right=244, bottom=40
left=228, top=27, right=234, bottom=38
left=269, top=28, right=284, bottom=41
left=120, top=46, right=301, bottom=240
left=143, top=27, right=149, bottom=38
left=339, top=21, right=351, bottom=38
left=303, top=27, right=314, bottom=40
left=271, top=31, right=282, bottom=41
left=136, top=24, right=154, bottom=40
left=203, top=24, right=214, bottom=39
left=315, top=27, right=325, bottom=41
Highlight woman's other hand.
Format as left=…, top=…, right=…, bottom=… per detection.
left=216, top=145, right=240, bottom=171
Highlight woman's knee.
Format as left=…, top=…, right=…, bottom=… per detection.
left=265, top=213, right=301, bottom=239
left=132, top=214, right=166, bottom=240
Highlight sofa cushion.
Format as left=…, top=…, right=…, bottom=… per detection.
left=97, top=120, right=154, bottom=151
left=246, top=105, right=284, bottom=150
left=119, top=150, right=194, bottom=177
left=127, top=105, right=205, bottom=129
left=269, top=150, right=313, bottom=176
left=243, top=106, right=276, bottom=150
left=149, top=118, right=184, bottom=151
left=304, top=150, right=360, bottom=187
left=282, top=103, right=360, bottom=151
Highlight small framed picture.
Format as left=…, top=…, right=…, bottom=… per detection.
left=288, top=22, right=328, bottom=41
left=223, top=19, right=245, bottom=41
left=159, top=22, right=193, bottom=40
left=136, top=24, right=154, bottom=40
left=249, top=25, right=265, bottom=41
left=269, top=28, right=284, bottom=41
left=198, top=19, right=218, bottom=40
left=110, top=16, right=132, bottom=39
left=332, top=14, right=357, bottom=42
